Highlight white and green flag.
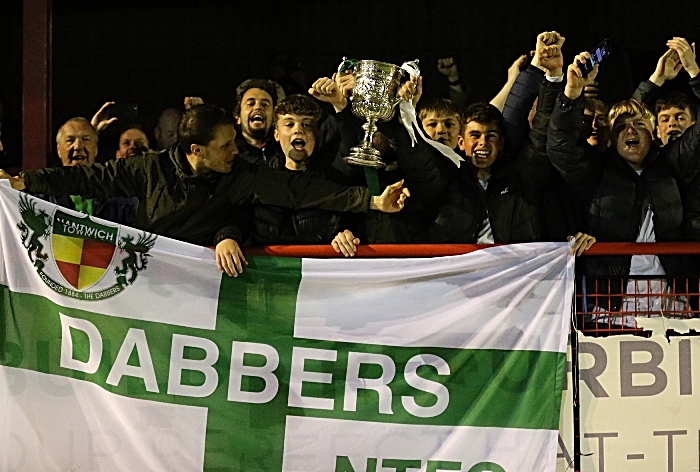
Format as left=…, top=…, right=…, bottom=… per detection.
left=0, top=182, right=573, bottom=471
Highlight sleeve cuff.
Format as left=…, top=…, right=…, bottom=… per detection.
left=214, top=228, right=242, bottom=245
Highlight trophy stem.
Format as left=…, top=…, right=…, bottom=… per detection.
left=362, top=118, right=378, bottom=146
left=344, top=117, right=387, bottom=168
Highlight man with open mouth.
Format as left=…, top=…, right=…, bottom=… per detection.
left=233, top=78, right=282, bottom=166
left=548, top=50, right=700, bottom=321
left=427, top=99, right=556, bottom=246
left=251, top=94, right=347, bottom=245
left=629, top=37, right=700, bottom=242
left=428, top=32, right=572, bottom=248
left=631, top=37, right=700, bottom=147
left=32, top=117, right=137, bottom=226
left=56, top=118, right=99, bottom=167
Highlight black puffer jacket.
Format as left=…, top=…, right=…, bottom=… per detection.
left=24, top=145, right=372, bottom=246
left=502, top=65, right=544, bottom=155
left=533, top=79, right=585, bottom=241
left=548, top=92, right=700, bottom=277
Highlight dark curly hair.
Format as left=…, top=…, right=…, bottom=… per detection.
left=233, top=79, right=280, bottom=118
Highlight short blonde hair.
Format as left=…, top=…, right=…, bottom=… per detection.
left=608, top=99, right=655, bottom=132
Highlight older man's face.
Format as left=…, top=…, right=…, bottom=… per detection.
left=57, top=120, right=98, bottom=166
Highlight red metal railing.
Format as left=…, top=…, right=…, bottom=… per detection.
left=578, top=276, right=699, bottom=336
left=247, top=241, right=700, bottom=257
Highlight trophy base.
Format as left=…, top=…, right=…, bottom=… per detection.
left=344, top=146, right=387, bottom=168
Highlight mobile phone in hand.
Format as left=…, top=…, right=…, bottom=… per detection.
left=579, top=39, right=611, bottom=77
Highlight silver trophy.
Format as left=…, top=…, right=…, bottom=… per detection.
left=339, top=58, right=420, bottom=168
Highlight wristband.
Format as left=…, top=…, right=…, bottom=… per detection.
left=448, top=77, right=461, bottom=86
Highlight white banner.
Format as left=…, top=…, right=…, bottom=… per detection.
left=0, top=184, right=574, bottom=471
left=558, top=318, right=700, bottom=471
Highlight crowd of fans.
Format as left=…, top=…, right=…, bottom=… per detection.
left=1, top=31, right=699, bottom=293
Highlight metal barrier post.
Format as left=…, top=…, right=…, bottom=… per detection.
left=572, top=276, right=585, bottom=472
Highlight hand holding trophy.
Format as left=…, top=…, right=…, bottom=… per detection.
left=339, top=58, right=420, bottom=168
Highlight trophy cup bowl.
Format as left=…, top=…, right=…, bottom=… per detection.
left=341, top=59, right=418, bottom=168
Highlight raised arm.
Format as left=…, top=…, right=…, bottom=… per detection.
left=308, top=73, right=350, bottom=113
left=632, top=39, right=700, bottom=106
left=502, top=31, right=564, bottom=153
left=631, top=48, right=681, bottom=105
left=251, top=164, right=408, bottom=214
left=490, top=55, right=529, bottom=113
left=4, top=157, right=146, bottom=199
left=437, top=57, right=471, bottom=110
left=90, top=101, right=118, bottom=134
left=668, top=37, right=700, bottom=80
left=309, top=73, right=366, bottom=184
left=547, top=52, right=604, bottom=196
left=668, top=37, right=700, bottom=102
left=528, top=42, right=566, bottom=158
left=518, top=59, right=566, bottom=200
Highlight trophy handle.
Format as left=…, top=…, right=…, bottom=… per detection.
left=392, top=59, right=420, bottom=107
left=338, top=57, right=358, bottom=103
left=338, top=57, right=358, bottom=74
left=401, top=59, right=421, bottom=78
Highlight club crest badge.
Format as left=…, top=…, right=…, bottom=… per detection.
left=17, top=193, right=156, bottom=300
